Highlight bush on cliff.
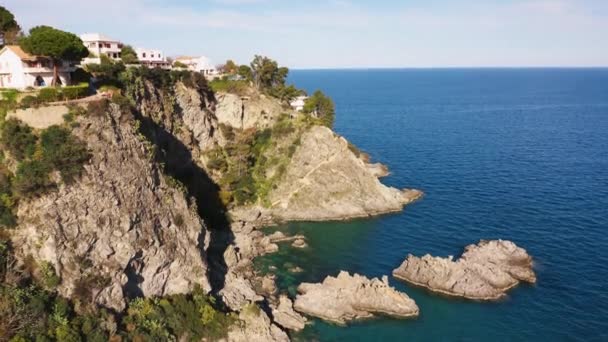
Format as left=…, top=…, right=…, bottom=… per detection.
left=40, top=125, right=90, bottom=183
left=122, top=286, right=233, bottom=341
left=0, top=118, right=37, bottom=161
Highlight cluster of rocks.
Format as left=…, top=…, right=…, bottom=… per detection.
left=293, top=271, right=419, bottom=325
left=392, top=240, right=536, bottom=300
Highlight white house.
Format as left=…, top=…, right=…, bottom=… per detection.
left=174, top=56, right=218, bottom=77
left=135, top=47, right=171, bottom=68
left=0, top=45, right=74, bottom=89
left=80, top=33, right=123, bottom=60
left=290, top=95, right=308, bottom=111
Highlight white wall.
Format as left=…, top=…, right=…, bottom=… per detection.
left=0, top=49, right=26, bottom=88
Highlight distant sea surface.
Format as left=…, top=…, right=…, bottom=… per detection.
left=255, top=69, right=608, bottom=341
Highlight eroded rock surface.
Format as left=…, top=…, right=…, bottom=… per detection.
left=272, top=295, right=307, bottom=331
left=294, top=271, right=419, bottom=325
left=392, top=240, right=536, bottom=300
left=268, top=126, right=422, bottom=221
left=12, top=105, right=210, bottom=311
left=227, top=304, right=289, bottom=342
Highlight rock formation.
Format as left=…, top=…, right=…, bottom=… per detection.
left=293, top=271, right=419, bottom=325
left=272, top=295, right=307, bottom=331
left=392, top=240, right=536, bottom=300
left=227, top=304, right=289, bottom=342
left=12, top=104, right=211, bottom=311
left=267, top=126, right=422, bottom=221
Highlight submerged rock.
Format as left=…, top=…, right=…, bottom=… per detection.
left=272, top=295, right=307, bottom=331
left=293, top=271, right=419, bottom=325
left=392, top=240, right=536, bottom=300
left=291, top=238, right=308, bottom=248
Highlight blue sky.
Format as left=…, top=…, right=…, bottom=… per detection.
left=6, top=0, right=608, bottom=68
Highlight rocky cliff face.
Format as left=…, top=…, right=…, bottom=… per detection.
left=267, top=126, right=422, bottom=221
left=12, top=104, right=211, bottom=311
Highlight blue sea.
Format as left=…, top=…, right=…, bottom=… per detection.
left=256, top=69, right=608, bottom=341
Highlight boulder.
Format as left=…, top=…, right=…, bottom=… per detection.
left=293, top=271, right=419, bottom=325
left=227, top=304, right=289, bottom=342
left=392, top=240, right=536, bottom=300
left=272, top=295, right=307, bottom=331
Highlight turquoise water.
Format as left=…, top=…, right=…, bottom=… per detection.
left=256, top=69, right=608, bottom=341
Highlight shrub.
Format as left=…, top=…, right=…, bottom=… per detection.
left=40, top=126, right=90, bottom=183
left=19, top=95, right=40, bottom=109
left=61, top=84, right=89, bottom=100
left=0, top=118, right=37, bottom=161
left=38, top=87, right=60, bottom=103
left=40, top=261, right=60, bottom=288
left=87, top=99, right=109, bottom=117
left=12, top=160, right=52, bottom=196
left=0, top=89, right=19, bottom=104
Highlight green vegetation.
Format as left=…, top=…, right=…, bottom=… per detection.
left=19, top=26, right=89, bottom=86
left=120, top=45, right=139, bottom=64
left=0, top=113, right=90, bottom=225
left=40, top=125, right=91, bottom=183
left=0, top=118, right=37, bottom=161
left=0, top=6, right=21, bottom=46
left=221, top=59, right=238, bottom=74
left=250, top=55, right=288, bottom=92
left=207, top=114, right=307, bottom=206
left=0, top=232, right=232, bottom=342
left=122, top=286, right=233, bottom=341
left=209, top=78, right=249, bottom=95
left=303, top=90, right=336, bottom=128
left=173, top=60, right=188, bottom=69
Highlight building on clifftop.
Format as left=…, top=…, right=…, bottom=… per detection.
left=80, top=33, right=123, bottom=60
left=0, top=45, right=75, bottom=89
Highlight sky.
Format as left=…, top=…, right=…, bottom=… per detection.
left=5, top=0, right=608, bottom=68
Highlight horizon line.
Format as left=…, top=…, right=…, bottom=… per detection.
left=289, top=66, right=608, bottom=71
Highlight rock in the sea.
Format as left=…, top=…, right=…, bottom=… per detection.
left=288, top=266, right=303, bottom=274
left=293, top=271, right=419, bottom=325
left=227, top=304, right=289, bottom=342
left=291, top=238, right=308, bottom=248
left=272, top=295, right=307, bottom=331
left=392, top=240, right=536, bottom=300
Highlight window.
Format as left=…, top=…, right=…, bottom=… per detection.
left=142, top=53, right=146, bottom=58
left=105, top=43, right=111, bottom=48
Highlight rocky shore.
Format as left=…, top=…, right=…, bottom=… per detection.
left=293, top=271, right=419, bottom=325
left=392, top=240, right=536, bottom=300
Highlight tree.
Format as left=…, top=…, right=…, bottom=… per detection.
left=249, top=55, right=288, bottom=91
left=19, top=26, right=88, bottom=86
left=237, top=65, right=252, bottom=81
left=303, top=90, right=335, bottom=127
left=223, top=60, right=238, bottom=74
left=173, top=61, right=188, bottom=69
left=0, top=6, right=20, bottom=46
left=120, top=45, right=138, bottom=64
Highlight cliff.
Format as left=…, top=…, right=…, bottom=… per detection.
left=11, top=103, right=211, bottom=312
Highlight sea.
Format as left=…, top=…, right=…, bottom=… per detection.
left=254, top=69, right=608, bottom=341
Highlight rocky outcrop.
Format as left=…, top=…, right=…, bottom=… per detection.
left=272, top=295, right=307, bottom=331
left=215, top=92, right=294, bottom=130
left=293, top=271, right=419, bottom=325
left=12, top=104, right=211, bottom=311
left=392, top=240, right=536, bottom=300
left=268, top=126, right=422, bottom=221
left=227, top=304, right=289, bottom=342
